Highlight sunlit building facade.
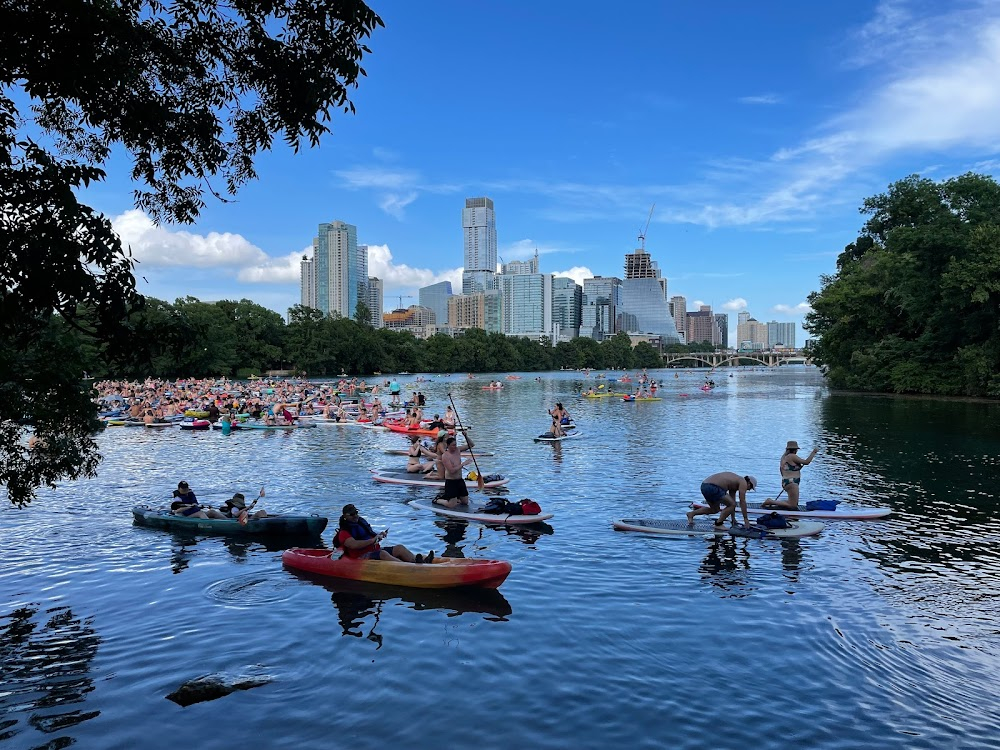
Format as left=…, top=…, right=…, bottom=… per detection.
left=419, top=281, right=453, bottom=327
left=462, top=197, right=497, bottom=294
left=314, top=220, right=360, bottom=318
left=582, top=276, right=622, bottom=341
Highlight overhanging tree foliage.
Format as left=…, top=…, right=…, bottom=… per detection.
left=805, top=174, right=1000, bottom=397
left=1, top=0, right=383, bottom=505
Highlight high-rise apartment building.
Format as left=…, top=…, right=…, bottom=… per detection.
left=366, top=277, right=383, bottom=328
left=669, top=295, right=687, bottom=340
left=501, top=250, right=539, bottom=275
left=448, top=290, right=501, bottom=333
left=737, top=313, right=769, bottom=350
left=767, top=321, right=796, bottom=349
left=462, top=197, right=497, bottom=294
left=419, top=281, right=453, bottom=327
left=582, top=276, right=622, bottom=341
left=551, top=277, right=582, bottom=340
left=686, top=305, right=720, bottom=346
left=499, top=272, right=552, bottom=336
left=300, top=255, right=316, bottom=310
left=715, top=313, right=729, bottom=349
left=314, top=220, right=360, bottom=318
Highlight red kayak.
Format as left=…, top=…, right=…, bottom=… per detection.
left=281, top=548, right=511, bottom=589
left=384, top=422, right=450, bottom=438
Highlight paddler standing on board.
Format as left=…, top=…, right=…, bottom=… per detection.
left=686, top=472, right=757, bottom=527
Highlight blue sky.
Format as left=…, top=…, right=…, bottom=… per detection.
left=85, top=0, right=1000, bottom=345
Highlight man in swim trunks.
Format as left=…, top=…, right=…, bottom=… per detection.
left=686, top=472, right=757, bottom=527
left=434, top=437, right=474, bottom=508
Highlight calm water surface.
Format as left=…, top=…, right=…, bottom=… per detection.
left=3, top=369, right=1000, bottom=749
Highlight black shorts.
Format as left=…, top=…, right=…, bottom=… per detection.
left=442, top=478, right=468, bottom=500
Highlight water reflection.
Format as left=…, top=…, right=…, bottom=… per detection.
left=286, top=571, right=513, bottom=644
left=0, top=605, right=100, bottom=747
left=430, top=518, right=553, bottom=557
left=161, top=531, right=324, bottom=574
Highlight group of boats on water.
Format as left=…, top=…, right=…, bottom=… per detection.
left=111, top=374, right=893, bottom=591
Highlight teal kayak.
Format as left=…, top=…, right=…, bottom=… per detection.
left=132, top=506, right=328, bottom=536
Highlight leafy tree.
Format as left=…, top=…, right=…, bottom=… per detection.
left=355, top=300, right=372, bottom=327
left=601, top=332, right=635, bottom=370
left=632, top=341, right=663, bottom=368
left=1, top=1, right=383, bottom=504
left=806, top=173, right=1000, bottom=396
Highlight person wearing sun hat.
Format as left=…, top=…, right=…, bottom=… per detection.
left=764, top=441, right=820, bottom=510
left=686, top=472, right=758, bottom=528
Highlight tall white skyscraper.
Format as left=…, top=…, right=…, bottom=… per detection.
left=300, top=254, right=316, bottom=310
left=314, top=220, right=359, bottom=318
left=462, top=197, right=497, bottom=294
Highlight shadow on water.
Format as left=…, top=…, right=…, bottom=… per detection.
left=285, top=570, right=513, bottom=644
left=0, top=605, right=101, bottom=747
left=431, top=518, right=554, bottom=558
left=698, top=538, right=806, bottom=595
left=160, top=531, right=326, bottom=574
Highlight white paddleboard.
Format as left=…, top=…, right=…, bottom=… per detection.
left=691, top=501, right=890, bottom=520
left=384, top=448, right=496, bottom=457
left=372, top=471, right=510, bottom=488
left=409, top=500, right=552, bottom=524
left=613, top=517, right=824, bottom=538
left=534, top=431, right=583, bottom=443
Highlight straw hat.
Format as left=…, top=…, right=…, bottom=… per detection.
left=786, top=440, right=799, bottom=451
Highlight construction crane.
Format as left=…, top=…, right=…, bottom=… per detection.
left=637, top=203, right=655, bottom=252
left=395, top=294, right=414, bottom=310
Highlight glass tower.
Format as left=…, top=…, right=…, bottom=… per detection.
left=314, top=220, right=359, bottom=318
left=419, top=281, right=453, bottom=327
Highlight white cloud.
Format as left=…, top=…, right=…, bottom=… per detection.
left=772, top=302, right=812, bottom=316
left=113, top=209, right=269, bottom=269
left=722, top=297, right=748, bottom=312
left=365, top=243, right=462, bottom=304
left=552, top=266, right=594, bottom=286
left=335, top=166, right=420, bottom=191
left=378, top=192, right=419, bottom=219
left=237, top=249, right=309, bottom=283
left=737, top=94, right=782, bottom=105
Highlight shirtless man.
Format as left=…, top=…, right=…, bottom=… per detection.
left=686, top=472, right=757, bottom=527
left=434, top=436, right=474, bottom=508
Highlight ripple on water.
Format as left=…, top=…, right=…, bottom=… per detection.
left=203, top=571, right=299, bottom=608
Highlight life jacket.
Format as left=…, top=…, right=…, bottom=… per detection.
left=335, top=517, right=378, bottom=559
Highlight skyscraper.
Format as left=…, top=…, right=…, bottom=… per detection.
left=669, top=295, right=687, bottom=340
left=618, top=247, right=680, bottom=342
left=462, top=197, right=497, bottom=294
left=314, top=220, right=360, bottom=318
left=715, top=313, right=729, bottom=349
left=767, top=321, right=796, bottom=348
left=366, top=277, right=383, bottom=328
left=551, top=277, right=582, bottom=340
left=499, top=272, right=551, bottom=336
left=582, top=276, right=622, bottom=340
left=501, top=250, right=539, bottom=275
left=300, top=255, right=316, bottom=310
left=419, top=281, right=453, bottom=326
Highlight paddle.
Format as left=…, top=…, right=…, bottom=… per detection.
left=447, top=393, right=485, bottom=492
left=238, top=486, right=265, bottom=525
left=762, top=487, right=785, bottom=509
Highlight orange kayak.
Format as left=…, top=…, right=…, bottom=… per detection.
left=384, top=422, right=450, bottom=438
left=281, top=548, right=511, bottom=589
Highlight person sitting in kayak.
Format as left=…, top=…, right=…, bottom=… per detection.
left=170, top=481, right=226, bottom=519
left=686, top=472, right=756, bottom=528
left=334, top=504, right=433, bottom=563
left=220, top=491, right=268, bottom=521
left=433, top=437, right=475, bottom=508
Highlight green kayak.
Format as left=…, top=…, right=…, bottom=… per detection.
left=132, top=505, right=328, bottom=536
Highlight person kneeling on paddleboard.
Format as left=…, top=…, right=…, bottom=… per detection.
left=433, top=438, right=475, bottom=509
left=334, top=504, right=434, bottom=564
left=686, top=472, right=757, bottom=528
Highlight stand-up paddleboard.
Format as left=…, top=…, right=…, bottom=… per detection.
left=613, top=517, right=824, bottom=538
left=143, top=422, right=174, bottom=428
left=691, top=501, right=890, bottom=520
left=384, top=447, right=496, bottom=457
left=372, top=471, right=510, bottom=488
left=408, top=499, right=553, bottom=524
left=534, top=431, right=583, bottom=443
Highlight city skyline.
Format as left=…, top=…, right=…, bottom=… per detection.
left=91, top=2, right=1000, bottom=346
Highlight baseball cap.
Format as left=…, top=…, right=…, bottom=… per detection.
left=342, top=504, right=358, bottom=515
left=746, top=475, right=758, bottom=491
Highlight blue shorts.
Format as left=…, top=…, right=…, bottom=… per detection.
left=700, top=483, right=730, bottom=509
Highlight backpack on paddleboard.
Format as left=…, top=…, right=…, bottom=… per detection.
left=805, top=500, right=840, bottom=511
left=483, top=498, right=523, bottom=515
left=519, top=499, right=542, bottom=515
left=755, top=512, right=789, bottom=529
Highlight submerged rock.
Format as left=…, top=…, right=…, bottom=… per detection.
left=166, top=670, right=272, bottom=707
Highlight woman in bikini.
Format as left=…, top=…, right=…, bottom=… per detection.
left=405, top=435, right=437, bottom=473
left=765, top=440, right=819, bottom=509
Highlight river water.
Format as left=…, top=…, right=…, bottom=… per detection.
left=2, top=368, right=999, bottom=749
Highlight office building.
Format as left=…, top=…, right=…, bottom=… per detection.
left=582, top=276, right=622, bottom=340
left=462, top=197, right=497, bottom=294
left=299, top=255, right=316, bottom=310
left=618, top=247, right=680, bottom=343
left=448, top=290, right=501, bottom=333
left=419, top=281, right=453, bottom=327
left=382, top=305, right=434, bottom=337
left=715, top=313, right=729, bottom=349
left=313, top=220, right=360, bottom=318
left=551, top=277, right=582, bottom=340
left=737, top=314, right=769, bottom=350
left=366, top=277, right=383, bottom=328
left=670, top=295, right=687, bottom=339
left=686, top=305, right=719, bottom=346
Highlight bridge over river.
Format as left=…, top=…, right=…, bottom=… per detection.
left=662, top=351, right=813, bottom=368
